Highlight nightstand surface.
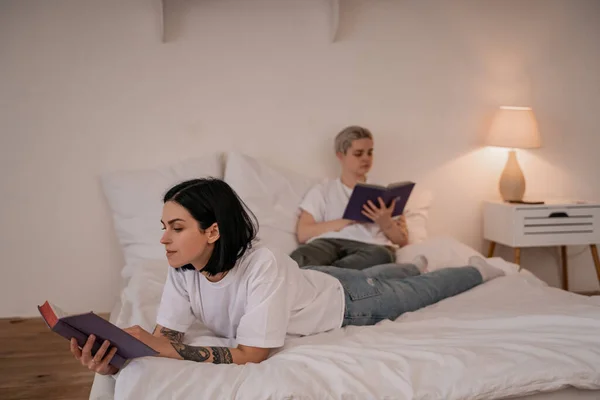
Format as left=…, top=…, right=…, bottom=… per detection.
left=483, top=200, right=600, bottom=247
left=483, top=200, right=600, bottom=291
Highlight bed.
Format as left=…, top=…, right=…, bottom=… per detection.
left=89, top=152, right=600, bottom=399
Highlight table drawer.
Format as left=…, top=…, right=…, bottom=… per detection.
left=514, top=206, right=600, bottom=246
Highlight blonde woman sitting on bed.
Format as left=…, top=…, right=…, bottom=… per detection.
left=70, top=178, right=504, bottom=374
left=290, top=125, right=409, bottom=270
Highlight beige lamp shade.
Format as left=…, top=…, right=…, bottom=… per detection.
left=486, top=106, right=542, bottom=202
left=486, top=106, right=542, bottom=149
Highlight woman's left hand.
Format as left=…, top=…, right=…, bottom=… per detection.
left=361, top=197, right=395, bottom=229
left=123, top=325, right=168, bottom=356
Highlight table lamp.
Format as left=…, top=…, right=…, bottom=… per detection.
left=486, top=106, right=542, bottom=202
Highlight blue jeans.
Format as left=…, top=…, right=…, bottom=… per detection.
left=306, top=264, right=483, bottom=326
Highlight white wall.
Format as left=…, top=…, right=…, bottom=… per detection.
left=1, top=0, right=599, bottom=318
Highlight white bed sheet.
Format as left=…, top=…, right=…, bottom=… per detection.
left=90, top=259, right=600, bottom=400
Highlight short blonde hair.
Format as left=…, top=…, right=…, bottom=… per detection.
left=334, top=126, right=373, bottom=154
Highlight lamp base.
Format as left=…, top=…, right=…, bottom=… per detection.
left=499, top=150, right=526, bottom=202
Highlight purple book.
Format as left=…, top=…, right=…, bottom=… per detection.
left=38, top=301, right=158, bottom=369
left=342, top=181, right=416, bottom=223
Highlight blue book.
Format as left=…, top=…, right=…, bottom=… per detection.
left=342, top=181, right=415, bottom=223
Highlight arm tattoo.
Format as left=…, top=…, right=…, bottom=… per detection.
left=210, top=346, right=233, bottom=364
left=171, top=342, right=211, bottom=362
left=158, top=326, right=233, bottom=364
left=160, top=327, right=184, bottom=343
left=170, top=343, right=233, bottom=364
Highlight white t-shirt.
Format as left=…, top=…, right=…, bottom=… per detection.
left=156, top=244, right=345, bottom=348
left=299, top=178, right=393, bottom=247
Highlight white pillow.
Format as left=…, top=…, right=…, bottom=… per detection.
left=224, top=152, right=432, bottom=255
left=403, top=188, right=433, bottom=245
left=100, top=154, right=224, bottom=276
left=224, top=152, right=319, bottom=255
left=255, top=226, right=300, bottom=257
left=395, top=236, right=484, bottom=271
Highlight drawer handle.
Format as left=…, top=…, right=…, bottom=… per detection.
left=548, top=212, right=569, bottom=218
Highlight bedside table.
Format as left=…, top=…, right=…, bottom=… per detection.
left=483, top=200, right=600, bottom=291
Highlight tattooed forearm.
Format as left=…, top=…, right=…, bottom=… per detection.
left=210, top=346, right=233, bottom=364
left=160, top=327, right=184, bottom=343
left=156, top=325, right=234, bottom=364
left=170, top=343, right=234, bottom=364
left=171, top=342, right=211, bottom=362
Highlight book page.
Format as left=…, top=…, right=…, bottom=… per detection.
left=357, top=182, right=386, bottom=190
left=387, top=181, right=413, bottom=189
left=49, top=302, right=69, bottom=319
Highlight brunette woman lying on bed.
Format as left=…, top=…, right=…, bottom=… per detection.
left=70, top=178, right=503, bottom=374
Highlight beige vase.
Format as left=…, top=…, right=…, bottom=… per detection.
left=499, top=150, right=525, bottom=202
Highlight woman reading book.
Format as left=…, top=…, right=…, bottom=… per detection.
left=290, top=125, right=409, bottom=270
left=70, top=178, right=503, bottom=373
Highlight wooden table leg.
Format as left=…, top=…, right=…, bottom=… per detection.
left=514, top=248, right=521, bottom=266
left=561, top=245, right=568, bottom=291
left=488, top=241, right=496, bottom=258
left=590, top=244, right=600, bottom=288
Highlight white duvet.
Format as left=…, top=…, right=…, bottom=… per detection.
left=95, top=259, right=600, bottom=400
